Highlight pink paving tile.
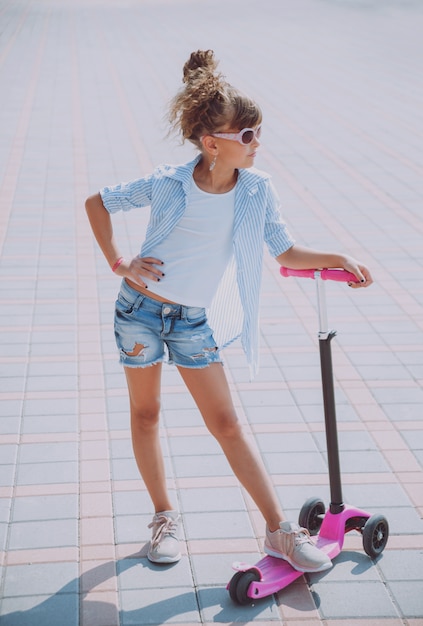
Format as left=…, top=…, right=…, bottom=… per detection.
left=80, top=439, right=109, bottom=460
left=383, top=450, right=422, bottom=473
left=80, top=492, right=113, bottom=518
left=278, top=580, right=321, bottom=620
left=80, top=591, right=119, bottom=626
left=15, top=484, right=78, bottom=497
left=80, top=560, right=118, bottom=593
left=80, top=517, right=114, bottom=547
left=80, top=459, right=112, bottom=483
left=80, top=481, right=113, bottom=494
left=325, top=621, right=405, bottom=626
left=6, top=547, right=78, bottom=565
left=371, top=430, right=409, bottom=450
left=80, top=545, right=116, bottom=563
left=187, top=538, right=259, bottom=555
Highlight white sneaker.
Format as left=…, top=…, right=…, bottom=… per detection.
left=264, top=521, right=332, bottom=573
left=147, top=510, right=181, bottom=564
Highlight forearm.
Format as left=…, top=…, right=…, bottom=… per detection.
left=85, top=192, right=122, bottom=268
left=276, top=245, right=347, bottom=270
left=276, top=244, right=373, bottom=287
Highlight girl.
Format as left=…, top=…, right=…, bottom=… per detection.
left=86, top=50, right=372, bottom=572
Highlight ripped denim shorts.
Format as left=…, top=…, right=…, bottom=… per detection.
left=114, top=279, right=223, bottom=369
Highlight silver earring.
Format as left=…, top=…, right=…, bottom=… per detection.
left=209, top=155, right=217, bottom=171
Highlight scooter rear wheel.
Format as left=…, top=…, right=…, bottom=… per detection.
left=299, top=497, right=326, bottom=535
left=228, top=570, right=260, bottom=605
left=362, top=514, right=389, bottom=559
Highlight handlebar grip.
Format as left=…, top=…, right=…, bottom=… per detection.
left=280, top=267, right=359, bottom=283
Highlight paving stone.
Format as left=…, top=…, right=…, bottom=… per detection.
left=1, top=1, right=423, bottom=623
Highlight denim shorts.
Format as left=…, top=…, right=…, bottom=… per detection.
left=114, top=280, right=223, bottom=369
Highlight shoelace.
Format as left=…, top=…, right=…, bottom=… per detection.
left=148, top=514, right=180, bottom=549
left=292, top=527, right=313, bottom=546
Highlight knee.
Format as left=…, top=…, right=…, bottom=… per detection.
left=131, top=401, right=161, bottom=431
left=208, top=412, right=243, bottom=442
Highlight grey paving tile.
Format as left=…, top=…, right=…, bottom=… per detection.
left=382, top=404, right=423, bottom=422
left=357, top=365, right=412, bottom=380
left=388, top=581, right=423, bottom=618
left=256, top=431, right=319, bottom=453
left=334, top=450, right=392, bottom=474
left=314, top=429, right=378, bottom=451
left=20, top=415, right=78, bottom=434
left=298, top=404, right=322, bottom=423
left=0, top=445, right=18, bottom=465
left=25, top=376, right=78, bottom=392
left=291, top=387, right=348, bottom=406
left=197, top=586, right=279, bottom=622
left=245, top=404, right=304, bottom=424
left=117, top=556, right=192, bottom=591
left=310, top=550, right=381, bottom=584
left=370, top=387, right=423, bottom=404
left=114, top=514, right=152, bottom=545
left=107, top=411, right=131, bottom=431
left=179, top=486, right=246, bottom=513
left=23, top=398, right=77, bottom=417
left=16, top=461, right=78, bottom=486
left=264, top=451, right=328, bottom=475
left=168, top=435, right=221, bottom=457
left=112, top=491, right=159, bottom=517
left=183, top=511, right=254, bottom=540
left=3, top=562, right=78, bottom=597
left=400, top=430, right=423, bottom=450
left=191, top=552, right=261, bottom=587
left=12, top=494, right=78, bottom=522
left=0, top=593, right=79, bottom=626
left=0, top=523, right=8, bottom=552
left=0, top=418, right=21, bottom=436
left=342, top=483, right=411, bottom=509
left=238, top=389, right=296, bottom=407
left=8, top=519, right=78, bottom=549
left=0, top=466, right=15, bottom=488
left=18, top=442, right=78, bottom=464
left=111, top=458, right=146, bottom=482
left=172, top=454, right=232, bottom=478
left=378, top=549, right=423, bottom=582
left=162, top=408, right=205, bottom=428
left=313, top=580, right=398, bottom=618
left=362, top=506, right=423, bottom=535
left=120, top=587, right=200, bottom=625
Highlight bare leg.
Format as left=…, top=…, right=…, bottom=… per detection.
left=178, top=363, right=283, bottom=532
left=124, top=364, right=174, bottom=513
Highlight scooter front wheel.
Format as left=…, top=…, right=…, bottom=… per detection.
left=228, top=570, right=260, bottom=605
left=362, top=514, right=389, bottom=559
left=299, top=497, right=326, bottom=535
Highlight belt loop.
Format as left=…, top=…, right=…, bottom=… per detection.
left=133, top=294, right=145, bottom=312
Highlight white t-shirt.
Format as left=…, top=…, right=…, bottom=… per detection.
left=144, top=179, right=235, bottom=307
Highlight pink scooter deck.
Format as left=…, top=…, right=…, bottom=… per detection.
left=229, top=504, right=370, bottom=601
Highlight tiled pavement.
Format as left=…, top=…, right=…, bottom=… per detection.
left=1, top=0, right=423, bottom=624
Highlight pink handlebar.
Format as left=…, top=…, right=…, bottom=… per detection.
left=280, top=267, right=359, bottom=283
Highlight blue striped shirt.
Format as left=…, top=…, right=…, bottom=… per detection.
left=100, top=155, right=295, bottom=377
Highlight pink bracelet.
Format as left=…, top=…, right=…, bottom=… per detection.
left=111, top=257, right=125, bottom=272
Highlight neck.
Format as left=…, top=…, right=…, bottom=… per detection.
left=193, top=158, right=238, bottom=194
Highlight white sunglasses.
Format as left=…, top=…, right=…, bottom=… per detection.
left=209, top=125, right=262, bottom=145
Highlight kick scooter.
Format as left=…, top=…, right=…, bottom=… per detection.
left=227, top=267, right=389, bottom=605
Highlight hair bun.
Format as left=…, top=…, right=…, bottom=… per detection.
left=182, top=49, right=219, bottom=84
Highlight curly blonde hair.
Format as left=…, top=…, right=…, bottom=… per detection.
left=168, top=50, right=262, bottom=149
